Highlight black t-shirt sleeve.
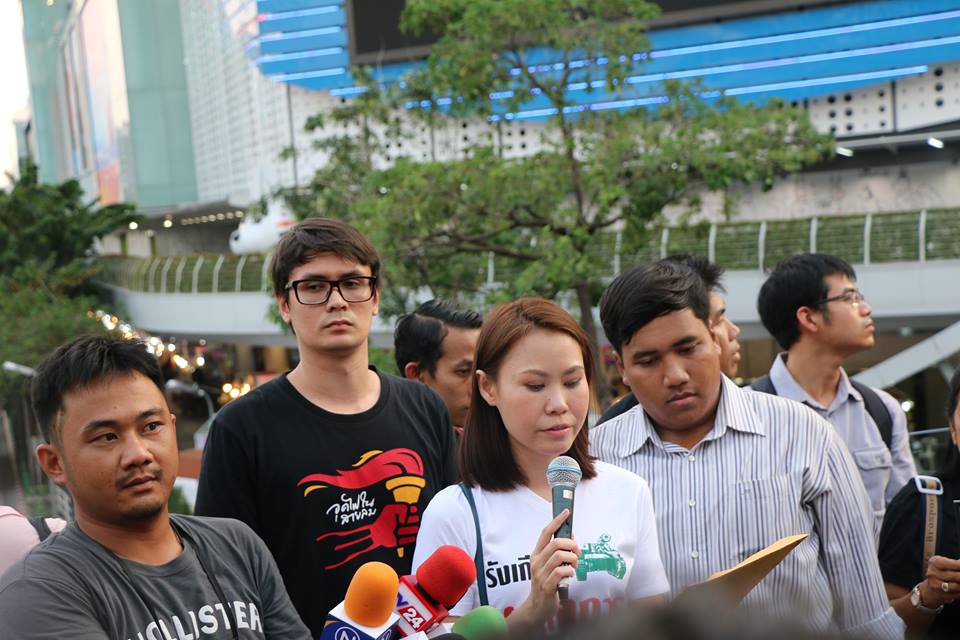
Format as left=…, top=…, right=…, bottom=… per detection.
left=388, top=375, right=458, bottom=487
left=194, top=407, right=262, bottom=534
left=436, top=395, right=458, bottom=486
left=413, top=380, right=458, bottom=487
left=878, top=480, right=927, bottom=589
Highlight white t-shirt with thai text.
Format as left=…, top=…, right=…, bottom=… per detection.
left=412, top=461, right=668, bottom=629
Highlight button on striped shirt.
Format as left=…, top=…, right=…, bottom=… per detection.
left=590, top=376, right=904, bottom=639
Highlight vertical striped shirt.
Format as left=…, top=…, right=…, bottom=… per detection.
left=590, top=376, right=904, bottom=639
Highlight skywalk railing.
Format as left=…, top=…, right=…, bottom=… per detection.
left=618, top=207, right=960, bottom=272
left=96, top=208, right=960, bottom=294
left=97, top=253, right=272, bottom=294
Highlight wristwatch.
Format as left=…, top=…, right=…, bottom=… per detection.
left=911, top=583, right=944, bottom=615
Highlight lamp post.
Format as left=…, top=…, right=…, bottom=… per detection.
left=164, top=379, right=215, bottom=420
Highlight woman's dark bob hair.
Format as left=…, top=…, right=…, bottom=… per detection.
left=460, top=297, right=597, bottom=491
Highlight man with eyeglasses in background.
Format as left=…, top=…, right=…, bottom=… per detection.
left=757, top=253, right=915, bottom=535
left=196, top=218, right=457, bottom=637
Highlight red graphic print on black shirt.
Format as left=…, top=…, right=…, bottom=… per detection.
left=298, top=448, right=426, bottom=569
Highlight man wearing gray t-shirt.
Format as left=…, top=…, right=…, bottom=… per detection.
left=0, top=336, right=309, bottom=639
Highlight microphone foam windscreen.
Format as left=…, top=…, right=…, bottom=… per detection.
left=451, top=606, right=508, bottom=640
left=415, top=545, right=477, bottom=607
left=546, top=455, right=582, bottom=488
left=344, top=561, right=400, bottom=627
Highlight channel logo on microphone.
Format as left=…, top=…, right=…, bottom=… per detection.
left=394, top=545, right=476, bottom=636
left=320, top=562, right=400, bottom=640
left=395, top=590, right=429, bottom=633
left=324, top=621, right=396, bottom=640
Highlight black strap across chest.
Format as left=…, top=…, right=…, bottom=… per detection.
left=459, top=482, right=489, bottom=606
left=751, top=374, right=893, bottom=449
left=27, top=516, right=52, bottom=542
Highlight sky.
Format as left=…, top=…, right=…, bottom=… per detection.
left=0, top=1, right=29, bottom=188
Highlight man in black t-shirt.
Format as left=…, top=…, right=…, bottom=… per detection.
left=195, top=218, right=457, bottom=636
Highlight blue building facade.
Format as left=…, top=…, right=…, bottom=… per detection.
left=248, top=0, right=960, bottom=125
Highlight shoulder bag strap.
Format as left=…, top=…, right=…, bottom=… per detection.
left=915, top=476, right=943, bottom=577
left=458, top=482, right=488, bottom=606
left=850, top=380, right=894, bottom=450
left=750, top=374, right=777, bottom=395
left=28, top=516, right=52, bottom=542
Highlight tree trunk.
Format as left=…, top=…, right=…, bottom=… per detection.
left=575, top=280, right=614, bottom=412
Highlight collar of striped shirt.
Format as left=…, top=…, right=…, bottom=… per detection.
left=768, top=353, right=863, bottom=411
left=610, top=376, right=766, bottom=458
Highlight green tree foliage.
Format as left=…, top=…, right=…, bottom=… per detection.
left=168, top=486, right=193, bottom=515
left=396, top=0, right=831, bottom=314
left=294, top=0, right=834, bottom=400
left=0, top=162, right=137, bottom=407
left=401, top=0, right=659, bottom=115
left=0, top=163, right=136, bottom=275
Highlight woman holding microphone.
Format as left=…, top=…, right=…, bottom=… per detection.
left=412, top=298, right=668, bottom=631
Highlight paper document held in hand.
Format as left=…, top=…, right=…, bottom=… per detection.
left=677, top=533, right=808, bottom=605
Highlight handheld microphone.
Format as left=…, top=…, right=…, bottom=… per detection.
left=395, top=545, right=477, bottom=636
left=321, top=561, right=401, bottom=640
left=450, top=606, right=508, bottom=640
left=546, top=455, right=582, bottom=602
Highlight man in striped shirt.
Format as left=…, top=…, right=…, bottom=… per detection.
left=591, top=260, right=904, bottom=639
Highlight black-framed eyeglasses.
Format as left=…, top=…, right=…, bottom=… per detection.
left=284, top=276, right=377, bottom=305
left=815, top=289, right=866, bottom=307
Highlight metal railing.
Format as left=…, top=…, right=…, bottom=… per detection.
left=96, top=208, right=960, bottom=293
left=97, top=253, right=272, bottom=294
left=908, top=427, right=953, bottom=476
left=621, top=207, right=960, bottom=273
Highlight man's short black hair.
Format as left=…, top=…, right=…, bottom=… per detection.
left=757, top=253, right=857, bottom=350
left=664, top=253, right=726, bottom=293
left=31, top=335, right=165, bottom=443
left=394, top=299, right=482, bottom=376
left=600, top=260, right=710, bottom=354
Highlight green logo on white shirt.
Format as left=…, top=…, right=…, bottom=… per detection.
left=576, top=534, right=626, bottom=581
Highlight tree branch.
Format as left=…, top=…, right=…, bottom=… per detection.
left=503, top=50, right=555, bottom=102
left=412, top=236, right=539, bottom=261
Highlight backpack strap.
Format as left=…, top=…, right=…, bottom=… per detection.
left=27, top=516, right=52, bottom=542
left=753, top=374, right=894, bottom=451
left=750, top=374, right=777, bottom=395
left=850, top=380, right=894, bottom=451
left=459, top=482, right=489, bottom=606
left=914, top=476, right=943, bottom=578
